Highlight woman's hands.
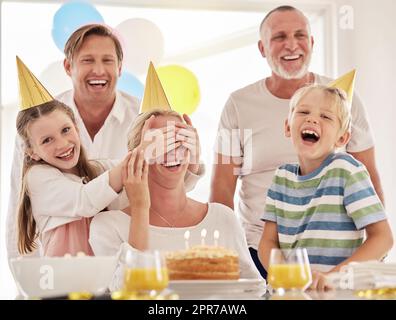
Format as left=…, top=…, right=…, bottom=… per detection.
left=123, top=148, right=150, bottom=251
left=122, top=148, right=150, bottom=212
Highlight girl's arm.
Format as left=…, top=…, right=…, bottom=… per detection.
left=123, top=149, right=150, bottom=251
left=258, top=221, right=280, bottom=271
left=27, top=164, right=124, bottom=218
left=26, top=153, right=132, bottom=219
left=108, top=152, right=132, bottom=193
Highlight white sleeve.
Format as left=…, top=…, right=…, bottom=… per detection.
left=6, top=135, right=24, bottom=260
left=347, top=92, right=375, bottom=152
left=27, top=165, right=120, bottom=218
left=89, top=211, right=127, bottom=256
left=214, top=95, right=243, bottom=157
left=184, top=162, right=205, bottom=192
left=107, top=189, right=129, bottom=210
left=95, top=159, right=130, bottom=210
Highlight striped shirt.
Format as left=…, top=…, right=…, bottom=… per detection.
left=262, top=152, right=386, bottom=272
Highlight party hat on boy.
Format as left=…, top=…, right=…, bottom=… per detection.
left=16, top=56, right=54, bottom=110
left=140, top=61, right=172, bottom=113
left=328, top=69, right=356, bottom=104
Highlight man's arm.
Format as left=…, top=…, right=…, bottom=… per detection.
left=209, top=153, right=240, bottom=210
left=258, top=221, right=279, bottom=271
left=349, top=147, right=385, bottom=205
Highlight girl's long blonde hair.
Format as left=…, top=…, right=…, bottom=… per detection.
left=16, top=100, right=99, bottom=254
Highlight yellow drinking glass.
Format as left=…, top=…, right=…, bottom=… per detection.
left=123, top=250, right=169, bottom=296
left=268, top=248, right=312, bottom=294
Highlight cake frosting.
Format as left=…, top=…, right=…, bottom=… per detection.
left=165, top=245, right=240, bottom=280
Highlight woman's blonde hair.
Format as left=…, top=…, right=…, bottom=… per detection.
left=127, top=109, right=184, bottom=151
left=16, top=100, right=99, bottom=254
left=288, top=84, right=351, bottom=134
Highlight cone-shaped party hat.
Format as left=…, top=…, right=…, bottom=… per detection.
left=328, top=69, right=356, bottom=104
left=140, top=61, right=171, bottom=113
left=16, top=56, right=54, bottom=110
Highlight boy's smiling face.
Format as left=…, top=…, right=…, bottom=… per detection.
left=285, top=88, right=350, bottom=174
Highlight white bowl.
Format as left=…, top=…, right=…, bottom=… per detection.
left=10, top=255, right=118, bottom=298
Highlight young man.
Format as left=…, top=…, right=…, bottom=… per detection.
left=210, top=6, right=384, bottom=278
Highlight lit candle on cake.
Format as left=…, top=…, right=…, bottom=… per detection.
left=214, top=230, right=220, bottom=246
left=201, top=228, right=207, bottom=246
left=184, top=230, right=190, bottom=249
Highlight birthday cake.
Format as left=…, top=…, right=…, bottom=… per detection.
left=165, top=245, right=240, bottom=280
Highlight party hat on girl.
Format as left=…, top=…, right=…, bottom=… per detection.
left=16, top=56, right=54, bottom=110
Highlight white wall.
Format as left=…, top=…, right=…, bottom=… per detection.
left=336, top=0, right=396, bottom=259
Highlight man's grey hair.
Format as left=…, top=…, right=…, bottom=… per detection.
left=259, top=5, right=311, bottom=40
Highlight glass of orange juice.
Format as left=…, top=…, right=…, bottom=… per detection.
left=123, top=250, right=169, bottom=297
left=268, top=248, right=312, bottom=294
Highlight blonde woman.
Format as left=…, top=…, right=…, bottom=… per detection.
left=89, top=110, right=261, bottom=279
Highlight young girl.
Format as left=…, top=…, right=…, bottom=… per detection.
left=17, top=100, right=129, bottom=257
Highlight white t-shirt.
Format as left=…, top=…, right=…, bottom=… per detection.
left=89, top=203, right=261, bottom=280
left=214, top=74, right=374, bottom=250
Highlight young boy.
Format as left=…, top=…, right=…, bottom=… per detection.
left=258, top=81, right=393, bottom=291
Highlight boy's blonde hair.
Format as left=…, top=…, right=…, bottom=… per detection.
left=127, top=109, right=184, bottom=151
left=288, top=84, right=351, bottom=134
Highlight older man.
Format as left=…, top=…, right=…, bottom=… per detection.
left=210, top=6, right=383, bottom=278
left=7, top=24, right=202, bottom=259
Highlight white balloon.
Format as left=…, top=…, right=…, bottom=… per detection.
left=115, top=18, right=164, bottom=75
left=40, top=60, right=72, bottom=96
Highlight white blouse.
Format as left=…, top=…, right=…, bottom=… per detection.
left=89, top=203, right=262, bottom=280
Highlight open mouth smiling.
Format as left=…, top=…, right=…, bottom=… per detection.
left=87, top=79, right=108, bottom=88
left=301, top=129, right=320, bottom=143
left=161, top=161, right=181, bottom=169
left=56, top=147, right=75, bottom=160
left=281, top=54, right=303, bottom=61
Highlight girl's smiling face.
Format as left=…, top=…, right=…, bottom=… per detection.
left=27, top=109, right=81, bottom=174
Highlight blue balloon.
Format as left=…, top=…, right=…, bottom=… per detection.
left=117, top=72, right=144, bottom=100
left=52, top=1, right=104, bottom=52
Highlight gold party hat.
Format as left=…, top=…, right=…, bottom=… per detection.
left=328, top=69, right=356, bottom=103
left=140, top=61, right=171, bottom=113
left=16, top=56, right=54, bottom=110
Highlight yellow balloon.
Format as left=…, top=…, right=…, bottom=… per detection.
left=157, top=65, right=200, bottom=115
